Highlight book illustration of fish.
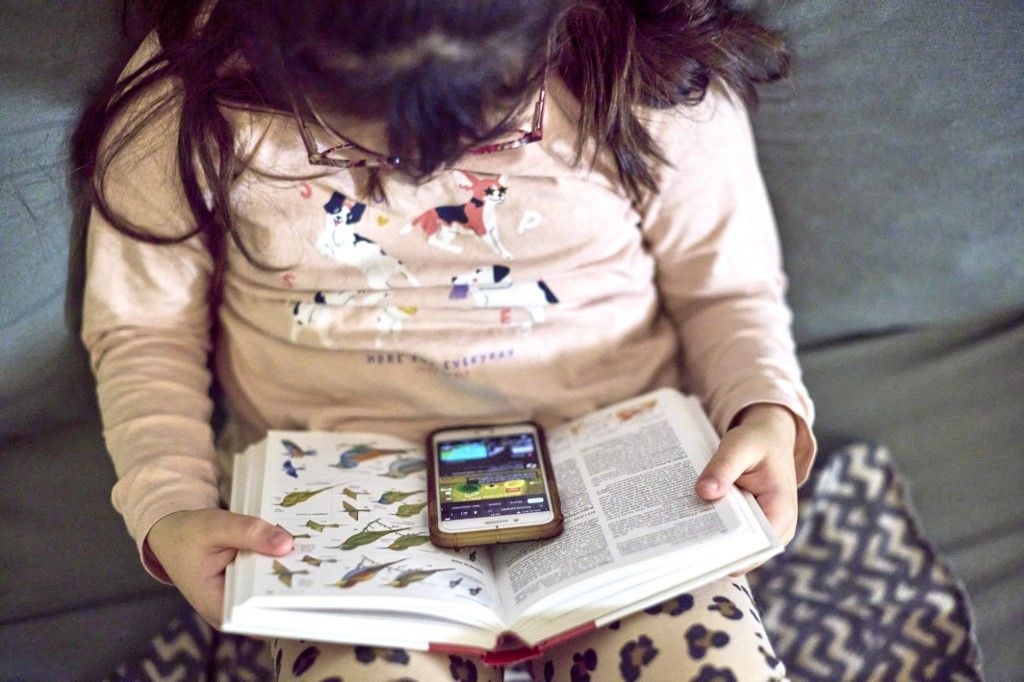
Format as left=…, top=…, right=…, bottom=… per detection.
left=271, top=560, right=310, bottom=588
left=276, top=525, right=312, bottom=540
left=330, top=556, right=406, bottom=589
left=381, top=456, right=427, bottom=479
left=301, top=555, right=337, bottom=567
left=282, top=460, right=305, bottom=478
left=378, top=489, right=425, bottom=505
left=389, top=567, right=452, bottom=588
left=343, top=500, right=371, bottom=521
left=394, top=501, right=428, bottom=518
left=386, top=532, right=431, bottom=551
left=330, top=443, right=415, bottom=470
left=281, top=439, right=316, bottom=458
left=449, top=577, right=463, bottom=588
left=276, top=485, right=336, bottom=508
left=327, top=520, right=412, bottom=551
left=305, top=519, right=341, bottom=532
left=469, top=586, right=482, bottom=595
left=342, top=487, right=367, bottom=500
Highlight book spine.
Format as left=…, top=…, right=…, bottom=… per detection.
left=477, top=621, right=599, bottom=666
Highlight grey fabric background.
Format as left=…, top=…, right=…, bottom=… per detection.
left=1, top=1, right=1021, bottom=680
left=749, top=0, right=1024, bottom=344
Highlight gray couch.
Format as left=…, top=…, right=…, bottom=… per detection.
left=2, top=1, right=1021, bottom=680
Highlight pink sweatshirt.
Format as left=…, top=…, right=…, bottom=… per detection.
left=82, top=38, right=816, bottom=580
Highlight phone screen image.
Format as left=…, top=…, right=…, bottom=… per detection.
left=436, top=432, right=551, bottom=522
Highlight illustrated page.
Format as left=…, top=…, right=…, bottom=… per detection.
left=240, top=431, right=501, bottom=623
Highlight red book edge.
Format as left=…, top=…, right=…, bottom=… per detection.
left=428, top=620, right=598, bottom=667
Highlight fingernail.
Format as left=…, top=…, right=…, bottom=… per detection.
left=268, top=529, right=292, bottom=548
left=698, top=478, right=720, bottom=494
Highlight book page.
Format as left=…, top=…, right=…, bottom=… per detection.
left=492, top=388, right=762, bottom=625
left=233, top=431, right=503, bottom=630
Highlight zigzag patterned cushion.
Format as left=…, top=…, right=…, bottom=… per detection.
left=747, top=443, right=982, bottom=681
left=108, top=443, right=981, bottom=681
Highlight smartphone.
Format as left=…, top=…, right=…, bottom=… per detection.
left=426, top=422, right=563, bottom=548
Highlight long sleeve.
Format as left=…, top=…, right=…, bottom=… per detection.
left=80, top=40, right=221, bottom=580
left=640, top=83, right=817, bottom=483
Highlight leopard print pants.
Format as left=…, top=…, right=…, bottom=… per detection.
left=269, top=576, right=785, bottom=681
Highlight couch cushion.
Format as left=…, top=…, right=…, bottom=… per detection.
left=798, top=310, right=1024, bottom=677
left=749, top=1, right=1024, bottom=344
left=0, top=420, right=174, bottom=624
left=0, top=1, right=127, bottom=435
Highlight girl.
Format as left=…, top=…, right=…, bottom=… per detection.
left=80, top=1, right=816, bottom=679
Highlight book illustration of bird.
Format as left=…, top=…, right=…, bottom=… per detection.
left=277, top=525, right=312, bottom=540
left=305, top=519, right=341, bottom=532
left=329, top=557, right=405, bottom=589
left=388, top=567, right=452, bottom=588
left=281, top=439, right=317, bottom=458
left=271, top=560, right=310, bottom=588
left=394, top=501, right=428, bottom=518
left=468, top=549, right=478, bottom=562
left=381, top=456, right=427, bottom=479
left=378, top=489, right=425, bottom=505
left=276, top=485, right=336, bottom=508
left=386, top=532, right=431, bottom=551
left=449, top=577, right=464, bottom=588
left=343, top=500, right=371, bottom=521
left=330, top=443, right=415, bottom=470
left=327, top=520, right=411, bottom=551
left=301, top=555, right=337, bottom=567
left=469, top=586, right=482, bottom=596
left=342, top=487, right=368, bottom=500
left=282, top=460, right=305, bottom=478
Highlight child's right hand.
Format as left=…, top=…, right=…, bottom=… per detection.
left=145, top=509, right=294, bottom=628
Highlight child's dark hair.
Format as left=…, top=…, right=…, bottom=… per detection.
left=75, top=0, right=788, bottom=297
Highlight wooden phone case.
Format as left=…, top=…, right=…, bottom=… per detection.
left=426, top=422, right=564, bottom=548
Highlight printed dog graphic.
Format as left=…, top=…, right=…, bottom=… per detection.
left=402, top=171, right=513, bottom=259
left=449, top=265, right=558, bottom=325
left=290, top=290, right=414, bottom=348
left=317, top=192, right=420, bottom=289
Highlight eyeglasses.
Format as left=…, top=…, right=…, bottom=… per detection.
left=292, top=84, right=546, bottom=169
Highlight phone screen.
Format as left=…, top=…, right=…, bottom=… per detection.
left=435, top=431, right=552, bottom=522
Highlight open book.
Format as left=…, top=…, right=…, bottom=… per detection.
left=223, top=388, right=781, bottom=664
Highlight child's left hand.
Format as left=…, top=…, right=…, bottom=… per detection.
left=695, top=403, right=799, bottom=555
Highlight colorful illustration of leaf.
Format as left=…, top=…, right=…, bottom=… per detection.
left=278, top=485, right=335, bottom=508
left=394, top=501, right=428, bottom=518
left=305, top=519, right=340, bottom=532
left=340, top=526, right=411, bottom=550
left=378, top=489, right=425, bottom=504
left=343, top=500, right=371, bottom=520
left=271, top=560, right=309, bottom=588
left=387, top=533, right=431, bottom=550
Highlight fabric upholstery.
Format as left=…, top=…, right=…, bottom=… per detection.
left=749, top=1, right=1024, bottom=344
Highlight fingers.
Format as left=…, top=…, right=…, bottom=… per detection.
left=696, top=426, right=798, bottom=547
left=696, top=430, right=762, bottom=501
left=203, top=510, right=294, bottom=556
left=755, top=488, right=797, bottom=545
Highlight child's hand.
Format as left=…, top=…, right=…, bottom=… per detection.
left=146, top=509, right=294, bottom=628
left=695, top=403, right=799, bottom=553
